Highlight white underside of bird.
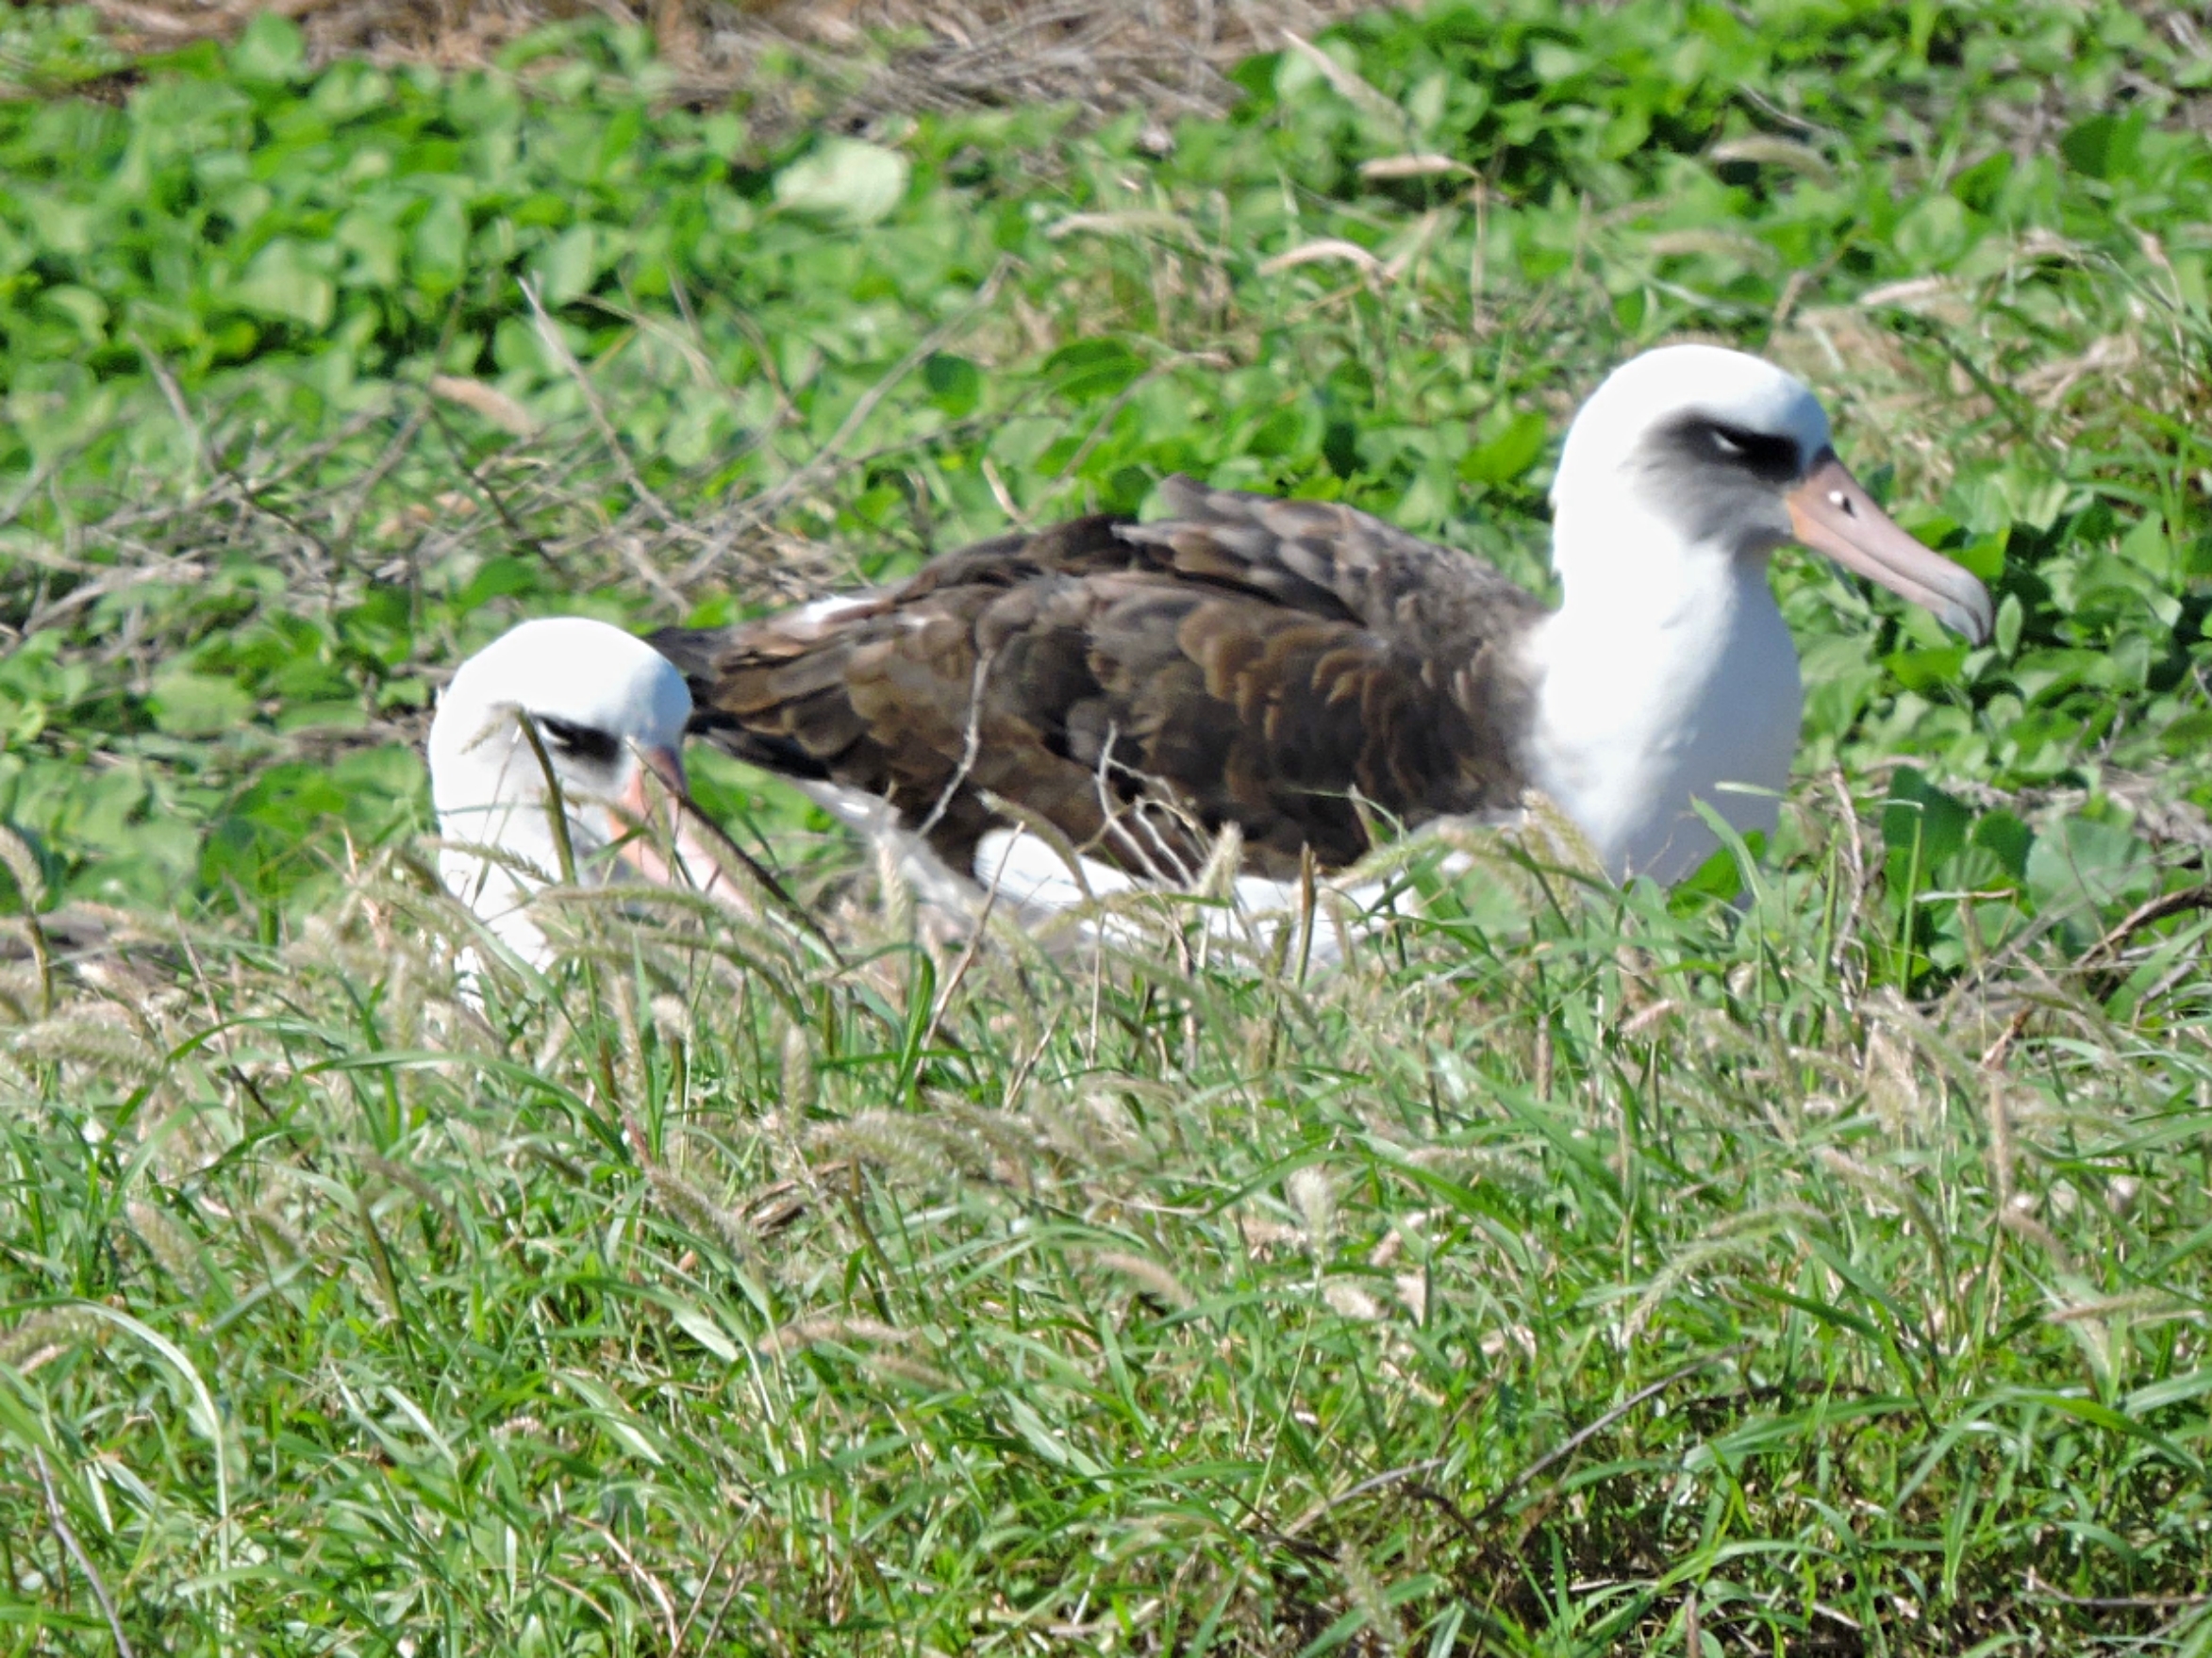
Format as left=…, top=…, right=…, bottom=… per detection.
left=1522, top=499, right=1806, bottom=885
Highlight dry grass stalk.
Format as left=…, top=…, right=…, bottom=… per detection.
left=85, top=0, right=1372, bottom=137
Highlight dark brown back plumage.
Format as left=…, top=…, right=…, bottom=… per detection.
left=653, top=476, right=1546, bottom=882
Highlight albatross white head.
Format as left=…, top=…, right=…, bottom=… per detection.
left=428, top=618, right=692, bottom=967
left=1530, top=343, right=1992, bottom=885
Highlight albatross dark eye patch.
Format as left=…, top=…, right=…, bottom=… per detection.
left=1693, top=419, right=1804, bottom=484
left=533, top=715, right=624, bottom=765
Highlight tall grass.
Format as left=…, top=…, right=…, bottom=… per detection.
left=7, top=803, right=2211, bottom=1651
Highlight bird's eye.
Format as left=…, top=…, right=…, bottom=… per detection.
left=533, top=716, right=623, bottom=765
left=1700, top=422, right=1803, bottom=482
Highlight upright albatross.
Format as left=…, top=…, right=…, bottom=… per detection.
left=428, top=617, right=707, bottom=967
left=654, top=345, right=1992, bottom=910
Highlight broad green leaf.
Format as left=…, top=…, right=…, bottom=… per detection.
left=533, top=224, right=597, bottom=307
left=230, top=239, right=335, bottom=329
left=2026, top=814, right=2156, bottom=920
left=1882, top=768, right=1970, bottom=894
left=923, top=353, right=982, bottom=418
left=148, top=671, right=255, bottom=738
left=1044, top=337, right=1145, bottom=402
left=228, top=10, right=304, bottom=84
left=2059, top=109, right=2145, bottom=181
left=1458, top=408, right=1548, bottom=487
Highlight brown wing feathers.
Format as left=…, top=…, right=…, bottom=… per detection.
left=652, top=477, right=1544, bottom=881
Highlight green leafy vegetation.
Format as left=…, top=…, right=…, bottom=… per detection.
left=5, top=0, right=2212, bottom=1650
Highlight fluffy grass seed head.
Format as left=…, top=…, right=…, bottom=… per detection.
left=1089, top=1250, right=1196, bottom=1311
left=127, top=1200, right=210, bottom=1301
left=1288, top=1165, right=1337, bottom=1258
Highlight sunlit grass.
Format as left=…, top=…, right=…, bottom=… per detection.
left=7, top=799, right=2211, bottom=1651
left=6, top=0, right=2212, bottom=1650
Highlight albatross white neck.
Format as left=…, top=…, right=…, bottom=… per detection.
left=1525, top=484, right=1805, bottom=887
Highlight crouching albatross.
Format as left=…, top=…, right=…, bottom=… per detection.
left=428, top=617, right=710, bottom=967
left=652, top=345, right=1992, bottom=915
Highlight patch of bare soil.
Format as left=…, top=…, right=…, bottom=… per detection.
left=83, top=0, right=1372, bottom=129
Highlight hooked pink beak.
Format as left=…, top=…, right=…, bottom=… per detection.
left=604, top=743, right=732, bottom=898
left=607, top=744, right=690, bottom=885
left=1787, top=451, right=1993, bottom=643
left=624, top=744, right=688, bottom=810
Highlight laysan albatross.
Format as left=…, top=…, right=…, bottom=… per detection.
left=652, top=344, right=1992, bottom=913
left=428, top=617, right=706, bottom=967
